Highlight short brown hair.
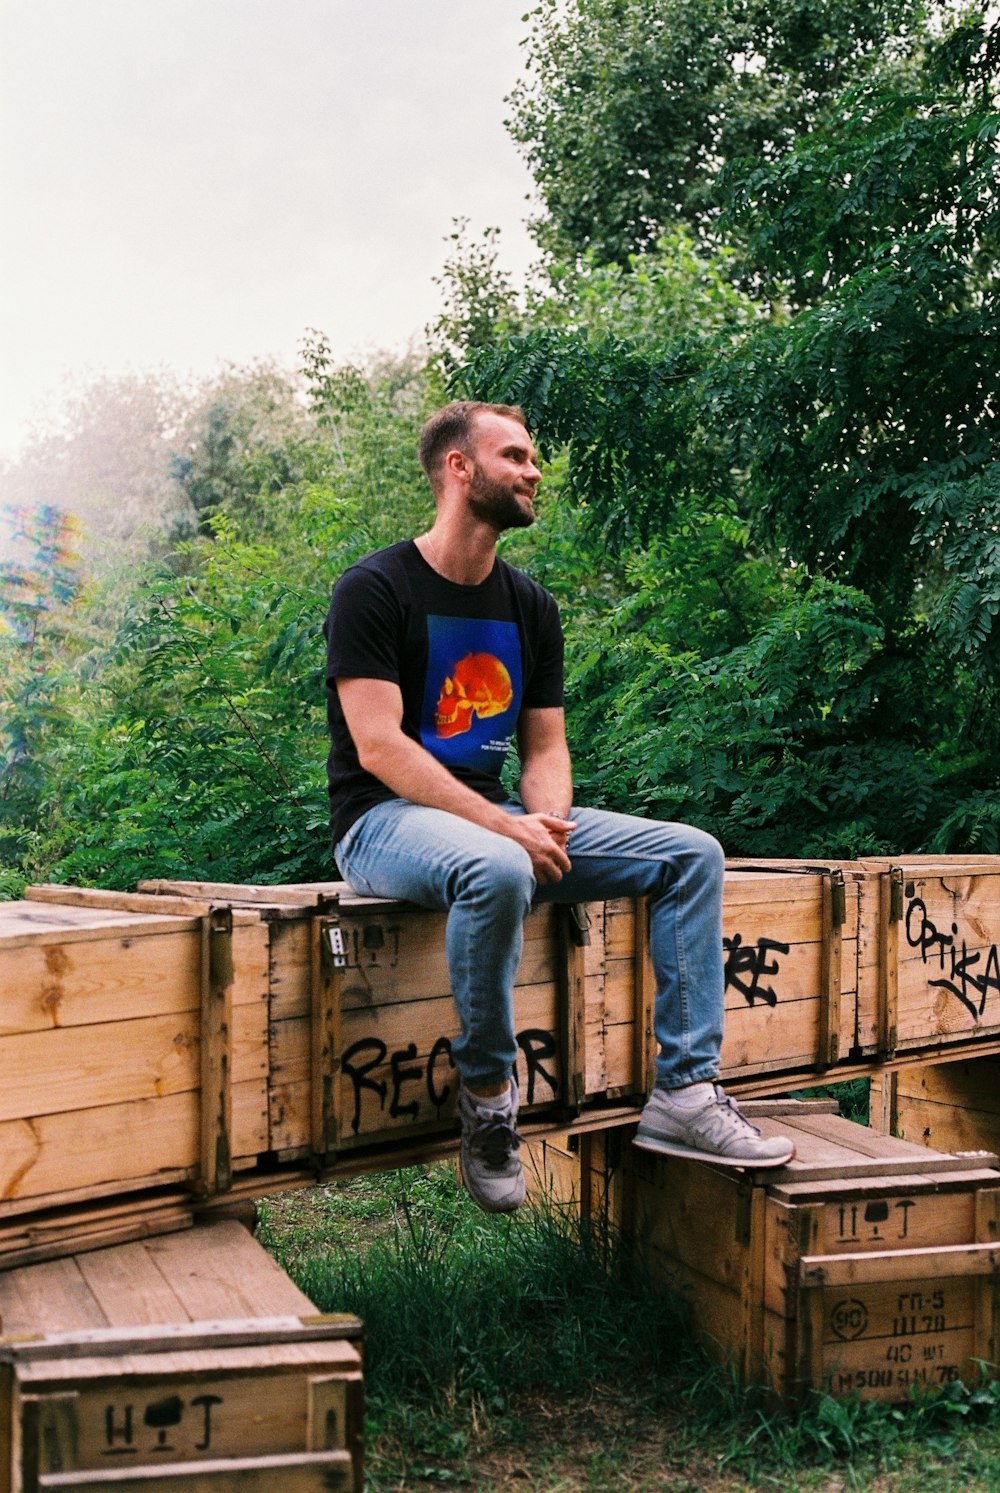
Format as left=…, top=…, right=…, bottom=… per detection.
left=418, top=401, right=528, bottom=486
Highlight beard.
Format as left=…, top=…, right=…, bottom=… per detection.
left=466, top=463, right=536, bottom=530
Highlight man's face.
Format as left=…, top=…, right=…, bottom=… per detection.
left=464, top=413, right=542, bottom=531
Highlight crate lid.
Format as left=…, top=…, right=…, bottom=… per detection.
left=137, top=878, right=348, bottom=909
left=748, top=1108, right=1000, bottom=1196
left=0, top=897, right=202, bottom=947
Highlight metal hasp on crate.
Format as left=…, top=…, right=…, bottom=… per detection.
left=200, top=906, right=234, bottom=1195
left=310, top=915, right=344, bottom=1164
left=556, top=903, right=590, bottom=1118
left=819, top=869, right=846, bottom=1067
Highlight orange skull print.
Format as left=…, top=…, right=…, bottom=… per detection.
left=435, top=653, right=514, bottom=738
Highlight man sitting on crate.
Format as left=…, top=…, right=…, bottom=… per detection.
left=324, top=401, right=795, bottom=1212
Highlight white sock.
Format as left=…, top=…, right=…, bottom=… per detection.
left=470, top=1082, right=513, bottom=1113
left=662, top=1081, right=715, bottom=1108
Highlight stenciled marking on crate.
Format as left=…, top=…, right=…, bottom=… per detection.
left=828, top=1286, right=965, bottom=1394
left=339, top=1028, right=557, bottom=1133
left=904, top=881, right=1000, bottom=1020
left=100, top=1393, right=223, bottom=1457
left=723, top=934, right=791, bottom=1007
left=834, top=1198, right=917, bottom=1243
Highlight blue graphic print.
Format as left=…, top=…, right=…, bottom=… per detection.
left=420, top=616, right=522, bottom=771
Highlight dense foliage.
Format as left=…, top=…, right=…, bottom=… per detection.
left=1, top=6, right=997, bottom=892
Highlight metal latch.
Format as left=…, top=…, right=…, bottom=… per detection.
left=325, top=923, right=347, bottom=969
left=568, top=904, right=591, bottom=947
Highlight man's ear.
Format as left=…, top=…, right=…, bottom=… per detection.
left=444, top=446, right=472, bottom=483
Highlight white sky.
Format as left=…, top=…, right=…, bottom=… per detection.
left=0, top=0, right=539, bottom=459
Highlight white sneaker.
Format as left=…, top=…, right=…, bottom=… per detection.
left=458, top=1080, right=525, bottom=1213
left=634, top=1084, right=795, bottom=1168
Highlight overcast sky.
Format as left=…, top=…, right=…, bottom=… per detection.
left=0, top=0, right=538, bottom=459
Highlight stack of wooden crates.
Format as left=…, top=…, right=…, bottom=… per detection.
left=5, top=855, right=1000, bottom=1427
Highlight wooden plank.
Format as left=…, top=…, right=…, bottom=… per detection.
left=818, top=872, right=844, bottom=1065
left=26, top=886, right=214, bottom=918
left=800, top=1241, right=1000, bottom=1288
left=0, top=903, right=201, bottom=948
left=141, top=1223, right=317, bottom=1322
left=631, top=898, right=655, bottom=1096
left=0, top=1092, right=199, bottom=1207
left=0, top=1210, right=195, bottom=1272
left=137, top=878, right=348, bottom=906
left=0, top=1257, right=105, bottom=1337
left=266, top=921, right=312, bottom=1024
left=0, top=933, right=202, bottom=1035
left=892, top=870, right=1000, bottom=1045
left=70, top=1243, right=189, bottom=1327
left=0, top=1015, right=201, bottom=1125
left=4, top=1319, right=360, bottom=1364
left=37, top=1450, right=354, bottom=1491
left=556, top=905, right=588, bottom=1114
left=310, top=918, right=342, bottom=1161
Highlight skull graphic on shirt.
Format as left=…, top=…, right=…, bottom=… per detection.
left=435, top=653, right=513, bottom=737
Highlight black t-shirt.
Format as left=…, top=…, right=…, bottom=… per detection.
left=324, top=540, right=565, bottom=847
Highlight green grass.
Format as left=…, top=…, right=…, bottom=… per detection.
left=258, top=1166, right=1000, bottom=1491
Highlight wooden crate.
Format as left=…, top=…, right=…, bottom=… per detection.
left=872, top=1059, right=1000, bottom=1157
left=137, top=878, right=347, bottom=1165
left=28, top=867, right=871, bottom=1176
left=0, top=1219, right=363, bottom=1492
left=1, top=894, right=269, bottom=1216
left=523, top=1118, right=634, bottom=1239
left=628, top=1101, right=1000, bottom=1403
left=312, top=892, right=646, bottom=1161
left=720, top=868, right=863, bottom=1072
left=857, top=860, right=1000, bottom=1057
left=135, top=881, right=648, bottom=1160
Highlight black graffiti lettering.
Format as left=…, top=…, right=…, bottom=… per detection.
left=929, top=938, right=1000, bottom=1019
left=516, top=1028, right=559, bottom=1105
left=390, top=1043, right=422, bottom=1119
left=723, top=934, right=790, bottom=1008
left=339, top=1026, right=561, bottom=1126
left=905, top=895, right=1000, bottom=1020
left=103, top=1405, right=136, bottom=1454
left=191, top=1395, right=223, bottom=1452
left=427, top=1035, right=454, bottom=1109
left=905, top=896, right=953, bottom=970
left=341, top=1037, right=388, bottom=1134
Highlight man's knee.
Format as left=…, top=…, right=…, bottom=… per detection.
left=689, top=828, right=725, bottom=880
left=452, top=839, right=534, bottom=910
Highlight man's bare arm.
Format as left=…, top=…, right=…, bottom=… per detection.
left=336, top=677, right=572, bottom=883
left=517, top=707, right=573, bottom=821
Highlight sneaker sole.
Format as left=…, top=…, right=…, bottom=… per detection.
left=632, top=1133, right=796, bottom=1169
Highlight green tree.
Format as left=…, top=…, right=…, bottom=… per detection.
left=30, top=351, right=438, bottom=890
left=0, top=505, right=88, bottom=888
left=508, top=0, right=930, bottom=266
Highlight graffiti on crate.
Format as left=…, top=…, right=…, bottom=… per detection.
left=102, top=1394, right=223, bottom=1456
left=904, top=884, right=1000, bottom=1021
left=722, top=934, right=791, bottom=1008
left=339, top=1027, right=559, bottom=1134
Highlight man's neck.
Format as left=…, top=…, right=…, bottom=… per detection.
left=415, top=523, right=497, bottom=586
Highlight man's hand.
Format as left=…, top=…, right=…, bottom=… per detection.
left=502, top=812, right=576, bottom=885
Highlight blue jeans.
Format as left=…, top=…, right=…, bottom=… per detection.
left=334, top=800, right=724, bottom=1092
